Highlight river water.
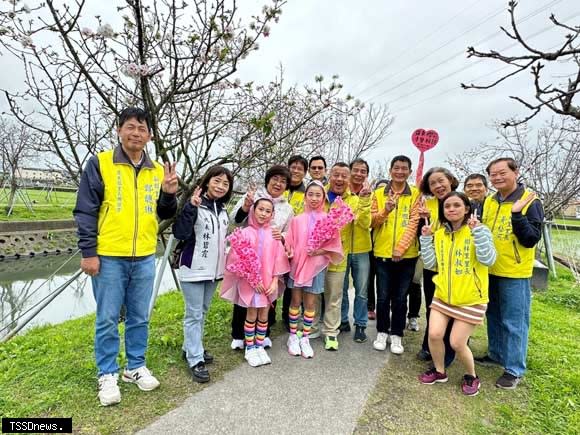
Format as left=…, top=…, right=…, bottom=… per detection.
left=0, top=249, right=178, bottom=339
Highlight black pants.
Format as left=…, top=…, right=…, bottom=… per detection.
left=375, top=257, right=417, bottom=337
left=407, top=281, right=422, bottom=318
left=231, top=303, right=275, bottom=340
left=367, top=252, right=377, bottom=311
left=422, top=268, right=455, bottom=366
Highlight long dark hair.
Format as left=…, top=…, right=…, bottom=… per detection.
left=198, top=165, right=234, bottom=203
left=439, top=191, right=471, bottom=227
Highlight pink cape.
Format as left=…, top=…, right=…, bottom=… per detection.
left=285, top=207, right=344, bottom=288
left=220, top=206, right=290, bottom=308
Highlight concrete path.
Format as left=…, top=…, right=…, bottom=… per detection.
left=140, top=315, right=389, bottom=435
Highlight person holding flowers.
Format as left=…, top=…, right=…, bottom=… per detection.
left=172, top=166, right=233, bottom=384
left=284, top=180, right=348, bottom=358
left=322, top=163, right=372, bottom=351
left=221, top=196, right=290, bottom=367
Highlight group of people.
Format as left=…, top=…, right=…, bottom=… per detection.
left=74, top=107, right=543, bottom=406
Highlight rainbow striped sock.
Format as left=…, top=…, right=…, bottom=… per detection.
left=244, top=320, right=256, bottom=349
left=255, top=321, right=268, bottom=347
left=289, top=306, right=300, bottom=335
left=303, top=310, right=315, bottom=337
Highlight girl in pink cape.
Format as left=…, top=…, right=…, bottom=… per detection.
left=284, top=180, right=344, bottom=359
left=221, top=196, right=290, bottom=367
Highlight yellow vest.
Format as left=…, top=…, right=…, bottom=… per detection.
left=432, top=225, right=489, bottom=306
left=482, top=190, right=536, bottom=278
left=284, top=186, right=305, bottom=215
left=96, top=149, right=163, bottom=256
left=326, top=190, right=372, bottom=272
left=372, top=185, right=420, bottom=259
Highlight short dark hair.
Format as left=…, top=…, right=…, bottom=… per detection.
left=464, top=173, right=488, bottom=189
left=486, top=157, right=518, bottom=174
left=439, top=191, right=471, bottom=227
left=420, top=167, right=459, bottom=196
left=309, top=155, right=327, bottom=168
left=198, top=165, right=234, bottom=203
left=118, top=107, right=152, bottom=132
left=265, top=165, right=291, bottom=187
left=390, top=155, right=412, bottom=170
left=374, top=179, right=389, bottom=189
left=332, top=162, right=350, bottom=170
left=288, top=155, right=308, bottom=171
left=349, top=158, right=369, bottom=173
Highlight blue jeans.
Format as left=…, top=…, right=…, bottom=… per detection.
left=341, top=253, right=370, bottom=327
left=92, top=255, right=155, bottom=377
left=487, top=275, right=531, bottom=377
left=181, top=280, right=218, bottom=367
left=375, top=257, right=417, bottom=337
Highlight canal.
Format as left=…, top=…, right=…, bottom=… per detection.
left=0, top=249, right=178, bottom=339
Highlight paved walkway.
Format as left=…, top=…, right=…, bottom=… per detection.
left=140, top=315, right=389, bottom=434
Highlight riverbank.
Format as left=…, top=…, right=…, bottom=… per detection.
left=1, top=269, right=578, bottom=434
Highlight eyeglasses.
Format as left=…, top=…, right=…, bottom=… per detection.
left=310, top=166, right=324, bottom=170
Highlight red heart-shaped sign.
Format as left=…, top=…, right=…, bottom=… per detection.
left=411, top=129, right=439, bottom=152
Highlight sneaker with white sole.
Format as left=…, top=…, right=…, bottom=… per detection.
left=263, top=337, right=272, bottom=349
left=245, top=347, right=262, bottom=367
left=256, top=347, right=271, bottom=365
left=287, top=334, right=301, bottom=356
left=98, top=373, right=121, bottom=406
left=122, top=366, right=160, bottom=391
left=231, top=339, right=244, bottom=350
left=300, top=337, right=314, bottom=358
left=390, top=335, right=404, bottom=354
left=309, top=329, right=321, bottom=339
left=407, top=317, right=420, bottom=332
left=373, top=332, right=389, bottom=351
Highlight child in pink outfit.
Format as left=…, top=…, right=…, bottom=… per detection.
left=221, top=196, right=290, bottom=367
left=284, top=181, right=344, bottom=358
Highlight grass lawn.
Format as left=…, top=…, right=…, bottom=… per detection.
left=0, top=291, right=253, bottom=434
left=355, top=266, right=580, bottom=434
left=548, top=229, right=580, bottom=264
left=554, top=218, right=580, bottom=227
left=0, top=188, right=76, bottom=221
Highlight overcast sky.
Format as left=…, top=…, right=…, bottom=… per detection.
left=1, top=0, right=577, bottom=174
left=236, top=0, right=578, bottom=172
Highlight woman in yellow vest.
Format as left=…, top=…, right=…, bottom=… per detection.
left=416, top=167, right=459, bottom=365
left=418, top=192, right=496, bottom=396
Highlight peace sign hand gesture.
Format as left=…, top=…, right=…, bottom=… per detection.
left=190, top=186, right=202, bottom=207
left=418, top=196, right=430, bottom=219
left=162, top=162, right=178, bottom=194
left=421, top=219, right=433, bottom=237
left=242, top=182, right=257, bottom=212
left=467, top=210, right=481, bottom=229
left=512, top=192, right=536, bottom=213
left=359, top=180, right=372, bottom=197
left=385, top=192, right=399, bottom=213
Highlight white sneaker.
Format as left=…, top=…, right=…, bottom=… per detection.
left=390, top=335, right=404, bottom=354
left=231, top=339, right=244, bottom=350
left=287, top=334, right=301, bottom=356
left=408, top=317, right=420, bottom=332
left=98, top=373, right=121, bottom=406
left=263, top=337, right=272, bottom=349
left=373, top=332, right=389, bottom=351
left=256, top=347, right=271, bottom=365
left=300, top=337, right=314, bottom=358
left=245, top=347, right=262, bottom=367
left=122, top=366, right=160, bottom=391
left=309, top=329, right=321, bottom=339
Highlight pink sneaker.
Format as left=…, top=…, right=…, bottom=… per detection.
left=418, top=367, right=448, bottom=385
left=461, top=374, right=481, bottom=396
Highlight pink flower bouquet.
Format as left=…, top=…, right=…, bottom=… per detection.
left=307, top=196, right=354, bottom=252
left=226, top=228, right=262, bottom=288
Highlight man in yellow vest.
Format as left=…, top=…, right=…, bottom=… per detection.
left=370, top=155, right=420, bottom=355
left=340, top=158, right=373, bottom=343
left=478, top=157, right=543, bottom=390
left=323, top=162, right=372, bottom=350
left=74, top=108, right=178, bottom=406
